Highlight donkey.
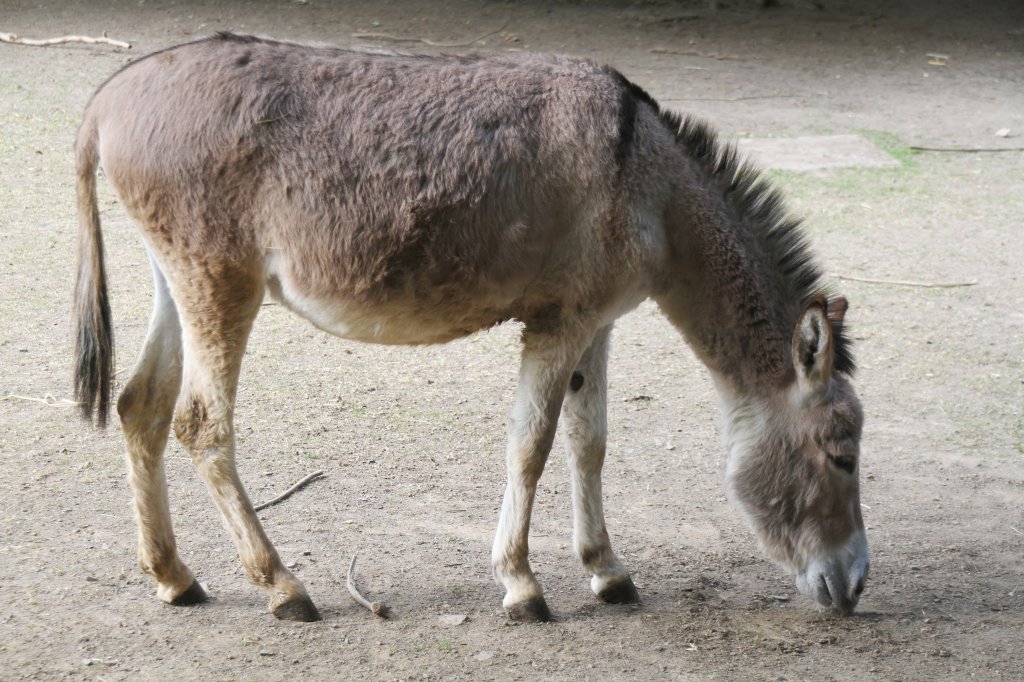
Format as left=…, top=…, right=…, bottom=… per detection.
left=74, top=33, right=868, bottom=622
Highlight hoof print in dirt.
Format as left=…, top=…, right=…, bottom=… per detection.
left=506, top=596, right=553, bottom=623
left=169, top=580, right=208, bottom=606
left=597, top=577, right=641, bottom=605
left=271, top=595, right=322, bottom=622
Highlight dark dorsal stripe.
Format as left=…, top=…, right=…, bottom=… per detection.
left=604, top=67, right=660, bottom=177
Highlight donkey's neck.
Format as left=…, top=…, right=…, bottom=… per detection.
left=658, top=211, right=796, bottom=394
left=652, top=118, right=818, bottom=396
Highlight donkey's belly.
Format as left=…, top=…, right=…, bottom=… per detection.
left=267, top=271, right=513, bottom=345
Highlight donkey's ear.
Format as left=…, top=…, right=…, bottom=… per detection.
left=792, top=301, right=834, bottom=400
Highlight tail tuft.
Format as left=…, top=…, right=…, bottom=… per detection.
left=72, top=116, right=114, bottom=427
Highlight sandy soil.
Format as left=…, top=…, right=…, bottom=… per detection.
left=1, top=1, right=1022, bottom=679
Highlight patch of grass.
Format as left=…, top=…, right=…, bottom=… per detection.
left=765, top=129, right=923, bottom=208
left=436, top=639, right=453, bottom=653
left=856, top=129, right=918, bottom=169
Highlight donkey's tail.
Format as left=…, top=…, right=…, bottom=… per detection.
left=73, top=114, right=114, bottom=427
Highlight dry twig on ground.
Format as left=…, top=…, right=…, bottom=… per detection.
left=910, top=146, right=1024, bottom=153
left=0, top=31, right=130, bottom=49
left=347, top=555, right=390, bottom=618
left=663, top=94, right=799, bottom=102
left=1, top=393, right=80, bottom=407
left=254, top=470, right=325, bottom=511
left=831, top=273, right=978, bottom=288
left=650, top=47, right=745, bottom=60
left=352, top=19, right=509, bottom=48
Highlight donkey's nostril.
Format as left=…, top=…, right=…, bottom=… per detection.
left=854, top=578, right=865, bottom=596
left=818, top=575, right=832, bottom=605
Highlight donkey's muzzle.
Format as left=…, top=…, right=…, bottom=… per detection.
left=796, top=531, right=869, bottom=615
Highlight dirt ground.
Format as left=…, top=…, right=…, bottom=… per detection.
left=1, top=0, right=1022, bottom=679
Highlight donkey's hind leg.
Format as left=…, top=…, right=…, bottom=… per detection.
left=117, top=253, right=205, bottom=605
left=171, top=262, right=319, bottom=622
left=492, top=326, right=595, bottom=622
left=561, top=326, right=639, bottom=604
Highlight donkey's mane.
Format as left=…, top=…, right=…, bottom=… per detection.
left=654, top=101, right=855, bottom=376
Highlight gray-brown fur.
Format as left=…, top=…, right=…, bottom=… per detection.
left=73, top=33, right=867, bottom=619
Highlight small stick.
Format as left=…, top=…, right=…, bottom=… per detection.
left=353, top=18, right=509, bottom=48
left=909, top=146, right=1024, bottom=153
left=1, top=393, right=80, bottom=407
left=0, top=31, right=131, bottom=49
left=347, top=555, right=389, bottom=618
left=663, top=94, right=799, bottom=102
left=254, top=470, right=324, bottom=511
left=830, top=273, right=978, bottom=288
left=357, top=18, right=510, bottom=48
left=650, top=47, right=746, bottom=60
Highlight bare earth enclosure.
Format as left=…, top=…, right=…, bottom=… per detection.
left=1, top=1, right=1022, bottom=679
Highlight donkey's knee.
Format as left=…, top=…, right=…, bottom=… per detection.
left=173, top=394, right=229, bottom=455
left=117, top=380, right=160, bottom=432
left=118, top=367, right=180, bottom=439
left=507, top=451, right=548, bottom=486
left=506, top=413, right=559, bottom=482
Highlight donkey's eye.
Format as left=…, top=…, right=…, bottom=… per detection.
left=828, top=455, right=856, bottom=475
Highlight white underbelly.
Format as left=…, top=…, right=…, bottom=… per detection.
left=264, top=255, right=651, bottom=345
left=265, top=268, right=505, bottom=345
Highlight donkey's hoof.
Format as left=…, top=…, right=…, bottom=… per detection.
left=169, top=580, right=208, bottom=606
left=597, top=577, right=640, bottom=604
left=506, top=596, right=553, bottom=623
left=271, top=594, right=322, bottom=622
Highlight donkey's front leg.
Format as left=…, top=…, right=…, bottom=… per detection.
left=492, top=329, right=592, bottom=622
left=561, top=326, right=639, bottom=604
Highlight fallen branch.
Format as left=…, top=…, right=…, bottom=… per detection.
left=347, top=555, right=389, bottom=618
left=664, top=94, right=799, bottom=102
left=650, top=14, right=702, bottom=25
left=650, top=47, right=745, bottom=60
left=830, top=273, right=978, bottom=288
left=353, top=18, right=509, bottom=48
left=0, top=31, right=131, bottom=49
left=1, top=393, right=80, bottom=407
left=254, top=470, right=324, bottom=511
left=910, top=146, right=1024, bottom=153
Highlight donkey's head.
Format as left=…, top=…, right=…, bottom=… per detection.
left=722, top=297, right=868, bottom=614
